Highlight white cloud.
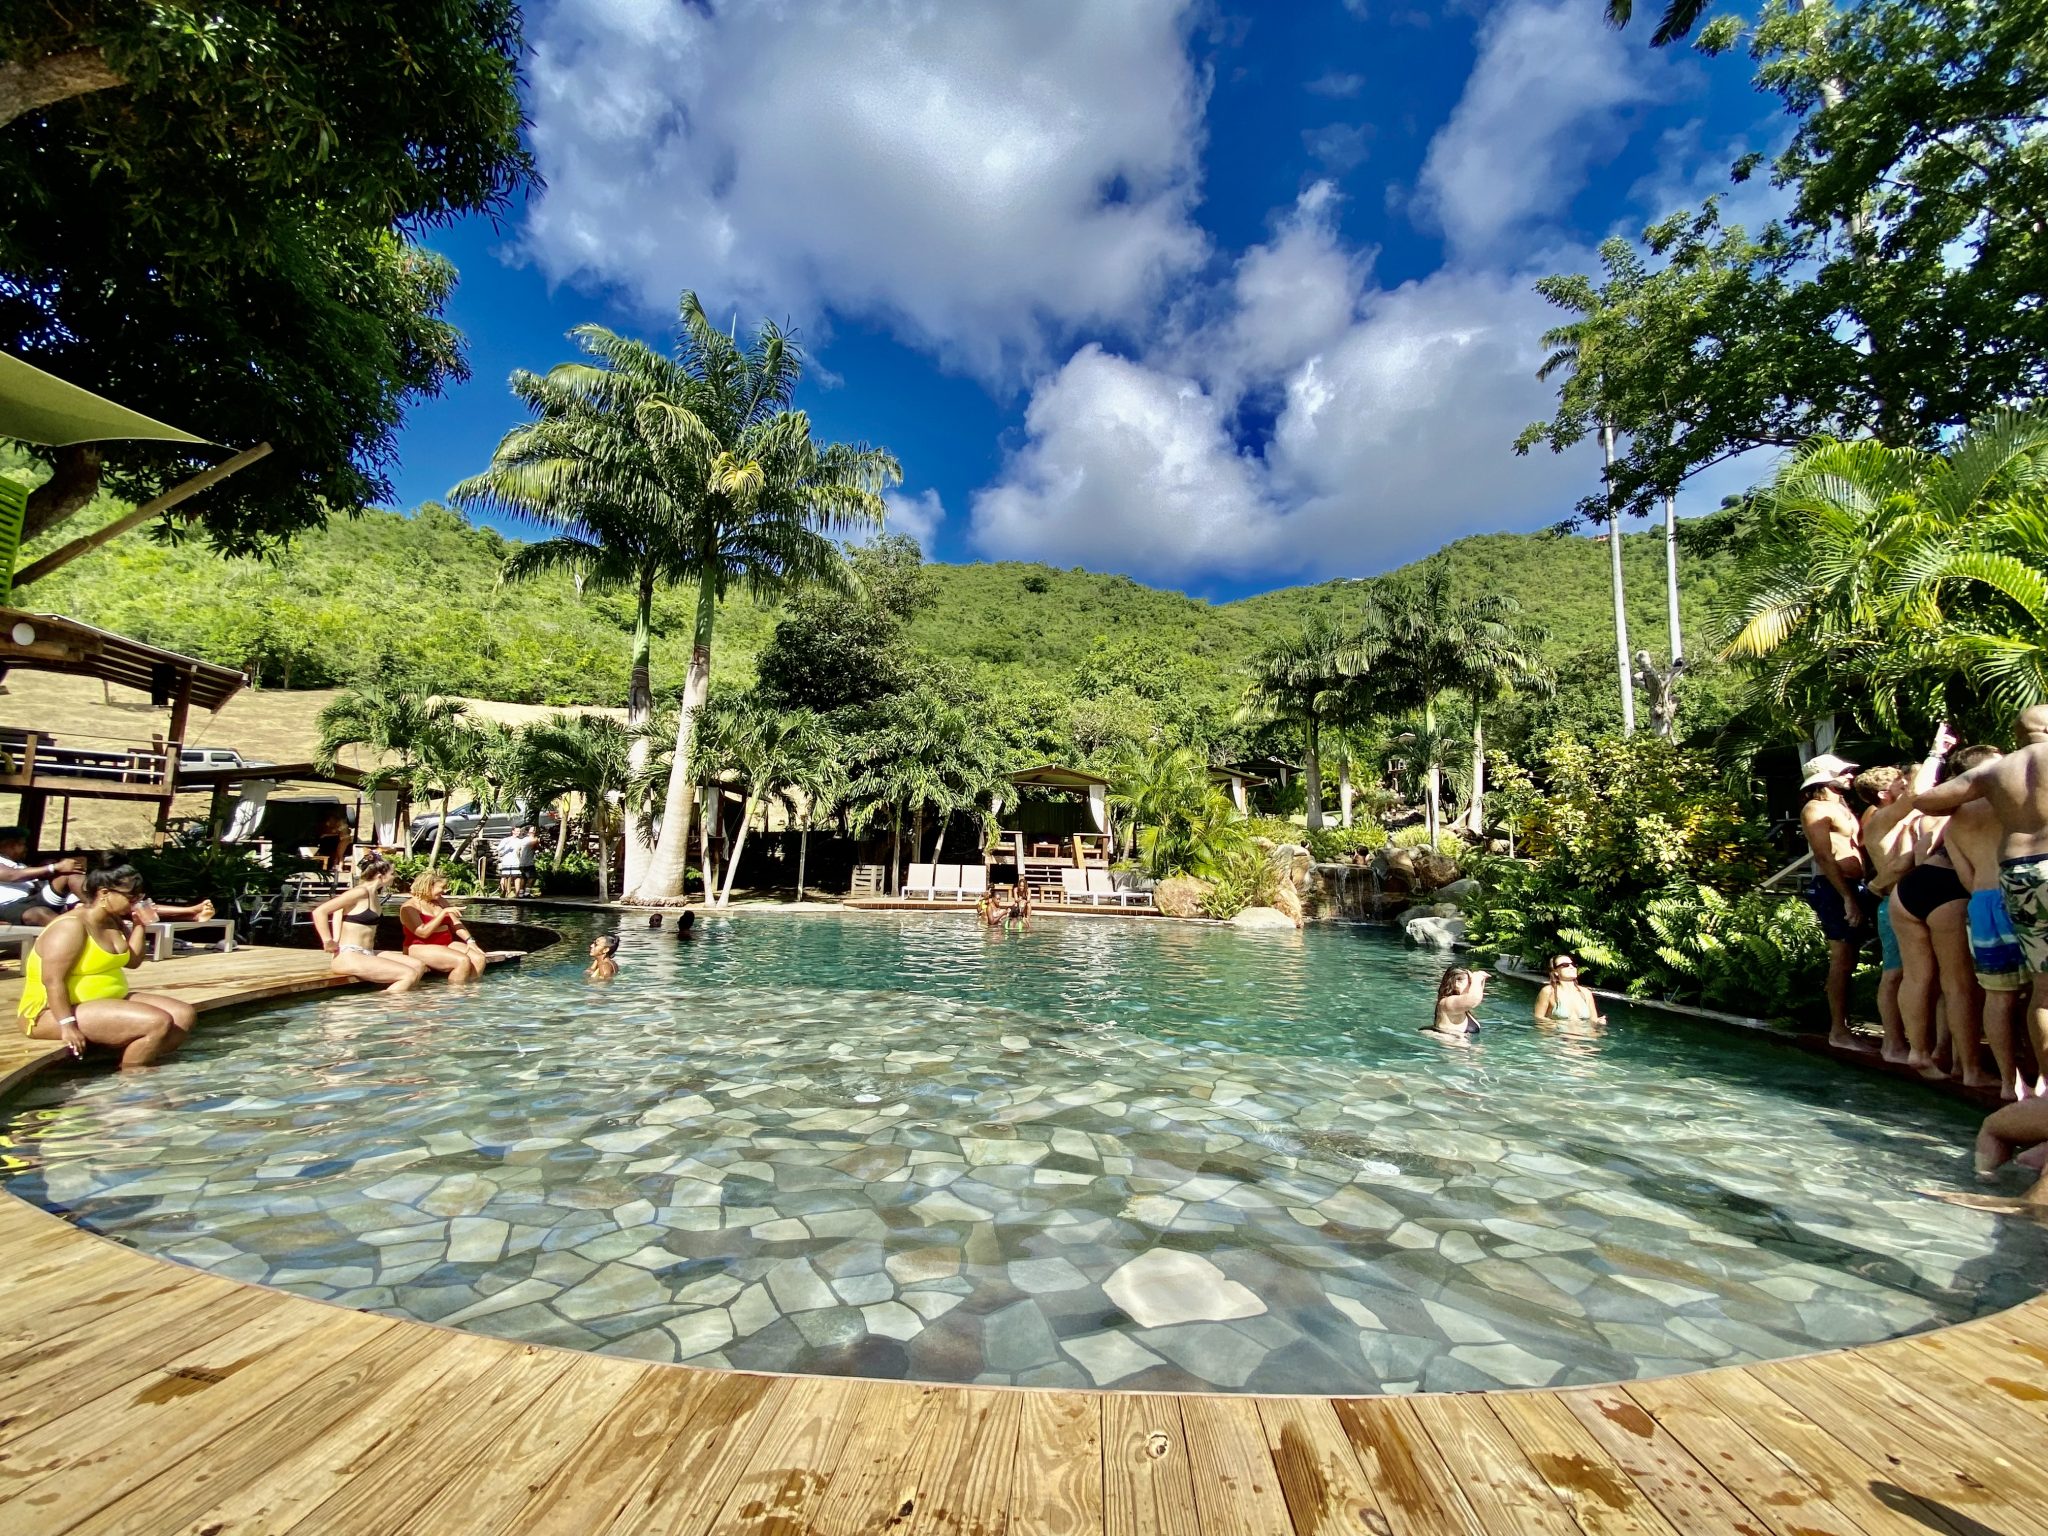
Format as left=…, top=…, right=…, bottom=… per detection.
left=1415, top=0, right=1668, bottom=259
left=520, top=0, right=1210, bottom=381
left=882, top=489, right=946, bottom=551
left=969, top=346, right=1282, bottom=581
left=1306, top=72, right=1367, bottom=99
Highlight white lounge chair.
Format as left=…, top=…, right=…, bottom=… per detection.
left=1060, top=868, right=1094, bottom=906
left=959, top=866, right=988, bottom=900
left=904, top=863, right=937, bottom=900
left=930, top=864, right=961, bottom=900
left=0, top=924, right=39, bottom=962
left=1087, top=870, right=1148, bottom=908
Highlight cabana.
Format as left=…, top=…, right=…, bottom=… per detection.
left=180, top=760, right=369, bottom=855
left=991, top=764, right=1115, bottom=903
left=1210, top=764, right=1271, bottom=816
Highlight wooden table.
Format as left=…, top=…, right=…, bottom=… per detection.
left=3, top=948, right=2047, bottom=1535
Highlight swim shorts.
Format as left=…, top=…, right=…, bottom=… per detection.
left=1875, top=896, right=1901, bottom=973
left=1807, top=876, right=1872, bottom=944
left=1968, top=888, right=2026, bottom=991
left=1998, top=854, right=2048, bottom=973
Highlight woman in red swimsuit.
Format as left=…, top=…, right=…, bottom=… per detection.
left=400, top=870, right=492, bottom=983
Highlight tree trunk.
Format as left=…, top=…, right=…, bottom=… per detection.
left=556, top=809, right=571, bottom=860
left=1467, top=710, right=1486, bottom=837
left=890, top=814, right=902, bottom=896
left=1663, top=491, right=1683, bottom=667
left=595, top=809, right=612, bottom=904
left=1603, top=422, right=1637, bottom=734
left=912, top=805, right=925, bottom=878
left=1423, top=699, right=1441, bottom=846
left=633, top=574, right=716, bottom=901
left=931, top=813, right=950, bottom=865
left=698, top=789, right=715, bottom=905
left=718, top=794, right=759, bottom=907
left=428, top=783, right=449, bottom=866
left=1339, top=755, right=1354, bottom=828
left=1303, top=711, right=1324, bottom=832
left=796, top=822, right=810, bottom=903
left=20, top=445, right=104, bottom=543
left=621, top=567, right=656, bottom=897
left=0, top=49, right=125, bottom=128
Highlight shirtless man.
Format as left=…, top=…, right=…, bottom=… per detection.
left=1854, top=766, right=1912, bottom=1062
left=1912, top=706, right=2048, bottom=1218
left=1799, top=754, right=1873, bottom=1050
left=1938, top=745, right=2026, bottom=1097
left=1882, top=726, right=1982, bottom=1081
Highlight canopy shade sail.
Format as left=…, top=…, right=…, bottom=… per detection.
left=0, top=349, right=208, bottom=447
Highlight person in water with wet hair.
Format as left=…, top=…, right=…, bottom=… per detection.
left=588, top=932, right=620, bottom=980
left=1422, top=967, right=1487, bottom=1042
left=1533, top=954, right=1606, bottom=1027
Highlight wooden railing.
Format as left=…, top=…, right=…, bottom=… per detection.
left=0, top=729, right=178, bottom=799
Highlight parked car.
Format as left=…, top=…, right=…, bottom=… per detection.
left=408, top=801, right=560, bottom=853
left=178, top=747, right=274, bottom=772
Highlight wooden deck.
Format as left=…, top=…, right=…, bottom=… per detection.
left=3, top=950, right=2047, bottom=1534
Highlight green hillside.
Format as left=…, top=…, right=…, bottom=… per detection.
left=11, top=491, right=1731, bottom=726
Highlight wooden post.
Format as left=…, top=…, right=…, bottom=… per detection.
left=17, top=788, right=46, bottom=845
left=156, top=670, right=192, bottom=834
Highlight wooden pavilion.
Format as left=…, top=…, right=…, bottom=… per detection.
left=990, top=764, right=1115, bottom=902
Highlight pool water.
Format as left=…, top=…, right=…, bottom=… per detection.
left=3, top=910, right=2038, bottom=1395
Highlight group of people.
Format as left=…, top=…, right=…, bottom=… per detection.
left=312, top=857, right=497, bottom=993
left=1422, top=953, right=1607, bottom=1043
left=977, top=882, right=1031, bottom=931
left=1799, top=706, right=2048, bottom=1220
left=494, top=825, right=543, bottom=898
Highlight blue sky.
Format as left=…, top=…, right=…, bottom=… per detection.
left=392, top=0, right=1783, bottom=602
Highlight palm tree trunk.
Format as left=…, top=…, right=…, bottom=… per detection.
left=1663, top=491, right=1683, bottom=665
left=1339, top=754, right=1354, bottom=828
left=1467, top=710, right=1486, bottom=837
left=890, top=813, right=902, bottom=896
left=719, top=793, right=759, bottom=907
left=595, top=808, right=612, bottom=904
left=699, top=789, right=715, bottom=905
left=931, top=813, right=950, bottom=865
left=635, top=574, right=716, bottom=901
left=1303, top=711, right=1324, bottom=832
left=622, top=568, right=656, bottom=896
left=796, top=820, right=810, bottom=903
left=1604, top=422, right=1637, bottom=735
left=555, top=806, right=571, bottom=861
left=1423, top=699, right=1440, bottom=846
left=429, top=780, right=449, bottom=865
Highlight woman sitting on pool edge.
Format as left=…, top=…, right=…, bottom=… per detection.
left=18, top=865, right=200, bottom=1070
left=400, top=869, right=493, bottom=983
left=312, top=854, right=425, bottom=994
left=1422, top=966, right=1487, bottom=1042
left=1533, top=954, right=1607, bottom=1027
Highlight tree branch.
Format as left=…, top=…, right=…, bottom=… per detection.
left=21, top=445, right=103, bottom=541
left=0, top=48, right=127, bottom=128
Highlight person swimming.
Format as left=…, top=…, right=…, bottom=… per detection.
left=588, top=933, right=620, bottom=979
left=1422, top=966, right=1488, bottom=1042
left=674, top=908, right=697, bottom=939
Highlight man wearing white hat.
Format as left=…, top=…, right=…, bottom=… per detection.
left=1800, top=751, right=1872, bottom=1050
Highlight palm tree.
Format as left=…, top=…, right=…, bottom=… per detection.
left=1602, top=0, right=1709, bottom=46
left=782, top=723, right=845, bottom=903
left=521, top=713, right=631, bottom=901
left=314, top=683, right=469, bottom=848
left=1358, top=560, right=1535, bottom=843
left=630, top=293, right=900, bottom=904
left=450, top=326, right=703, bottom=896
left=414, top=720, right=484, bottom=865
left=1110, top=742, right=1244, bottom=880
left=843, top=687, right=998, bottom=894
left=711, top=706, right=832, bottom=907
left=1239, top=618, right=1367, bottom=832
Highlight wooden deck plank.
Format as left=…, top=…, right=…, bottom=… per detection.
left=1485, top=1390, right=1682, bottom=1536
left=1616, top=1376, right=1871, bottom=1536
left=1749, top=1358, right=2048, bottom=1536
left=595, top=1370, right=794, bottom=1536
left=1255, top=1397, right=1391, bottom=1536
left=489, top=1368, right=723, bottom=1536
left=1558, top=1386, right=1777, bottom=1536
left=1103, top=1393, right=1201, bottom=1536
left=698, top=1373, right=872, bottom=1536
left=161, top=1332, right=514, bottom=1536
left=1013, top=1390, right=1105, bottom=1536
left=1329, top=1397, right=1484, bottom=1536
left=1406, top=1394, right=1585, bottom=1536
left=0, top=1308, right=395, bottom=1533
left=1675, top=1366, right=1968, bottom=1536
left=807, top=1382, right=945, bottom=1536
left=1840, top=1346, right=2048, bottom=1508
left=1180, top=1394, right=1297, bottom=1536
left=906, top=1386, right=1024, bottom=1536
left=1902, top=1321, right=2048, bottom=1424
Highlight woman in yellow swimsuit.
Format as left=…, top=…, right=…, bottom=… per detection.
left=19, top=865, right=199, bottom=1070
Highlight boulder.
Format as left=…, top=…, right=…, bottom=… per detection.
left=1153, top=876, right=1214, bottom=919
left=1434, top=877, right=1479, bottom=907
left=1269, top=881, right=1305, bottom=928
left=1412, top=850, right=1462, bottom=892
left=1273, top=842, right=1314, bottom=889
left=1231, top=905, right=1299, bottom=930
left=1405, top=915, right=1467, bottom=949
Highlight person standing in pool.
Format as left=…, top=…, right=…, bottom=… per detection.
left=1911, top=705, right=2048, bottom=1098
left=1422, top=967, right=1487, bottom=1042
left=1799, top=753, right=1876, bottom=1052
left=588, top=933, right=620, bottom=980
left=1938, top=744, right=2027, bottom=1097
left=1006, top=882, right=1031, bottom=932
left=1533, top=955, right=1605, bottom=1027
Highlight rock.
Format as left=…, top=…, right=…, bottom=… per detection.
left=1102, top=1249, right=1265, bottom=1328
left=1412, top=851, right=1462, bottom=892
left=1269, top=882, right=1304, bottom=928
left=1153, top=876, right=1214, bottom=919
left=1405, top=915, right=1467, bottom=949
left=1231, top=906, right=1298, bottom=930
left=1434, top=878, right=1479, bottom=906
left=1272, top=842, right=1313, bottom=888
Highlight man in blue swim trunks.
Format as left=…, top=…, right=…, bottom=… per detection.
left=1941, top=746, right=2027, bottom=1096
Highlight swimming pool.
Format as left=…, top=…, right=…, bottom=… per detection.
left=2, top=910, right=2035, bottom=1394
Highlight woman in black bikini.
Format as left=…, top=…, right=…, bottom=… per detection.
left=312, top=855, right=425, bottom=993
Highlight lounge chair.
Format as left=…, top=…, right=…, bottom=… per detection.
left=1059, top=868, right=1094, bottom=906
left=933, top=864, right=963, bottom=900
left=959, top=866, right=988, bottom=900
left=1087, top=870, right=1148, bottom=908
left=0, top=924, right=39, bottom=962
left=904, top=863, right=937, bottom=900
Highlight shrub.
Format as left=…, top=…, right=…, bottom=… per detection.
left=123, top=839, right=308, bottom=906
left=1200, top=843, right=1286, bottom=920
left=1389, top=825, right=1466, bottom=857
left=1242, top=815, right=1300, bottom=844
left=1305, top=824, right=1389, bottom=862
left=389, top=853, right=487, bottom=895
left=534, top=850, right=599, bottom=897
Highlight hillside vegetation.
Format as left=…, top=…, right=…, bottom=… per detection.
left=12, top=491, right=1731, bottom=720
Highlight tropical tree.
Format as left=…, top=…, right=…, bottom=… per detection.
left=313, top=683, right=469, bottom=847
left=630, top=292, right=900, bottom=904
left=414, top=720, right=484, bottom=865
left=783, top=724, right=847, bottom=904
left=1359, top=560, right=1539, bottom=843
left=1239, top=618, right=1366, bottom=831
left=450, top=325, right=703, bottom=895
left=708, top=707, right=834, bottom=907
left=1602, top=0, right=1710, bottom=46
left=1110, top=742, right=1244, bottom=880
left=521, top=713, right=632, bottom=902
left=843, top=686, right=999, bottom=894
